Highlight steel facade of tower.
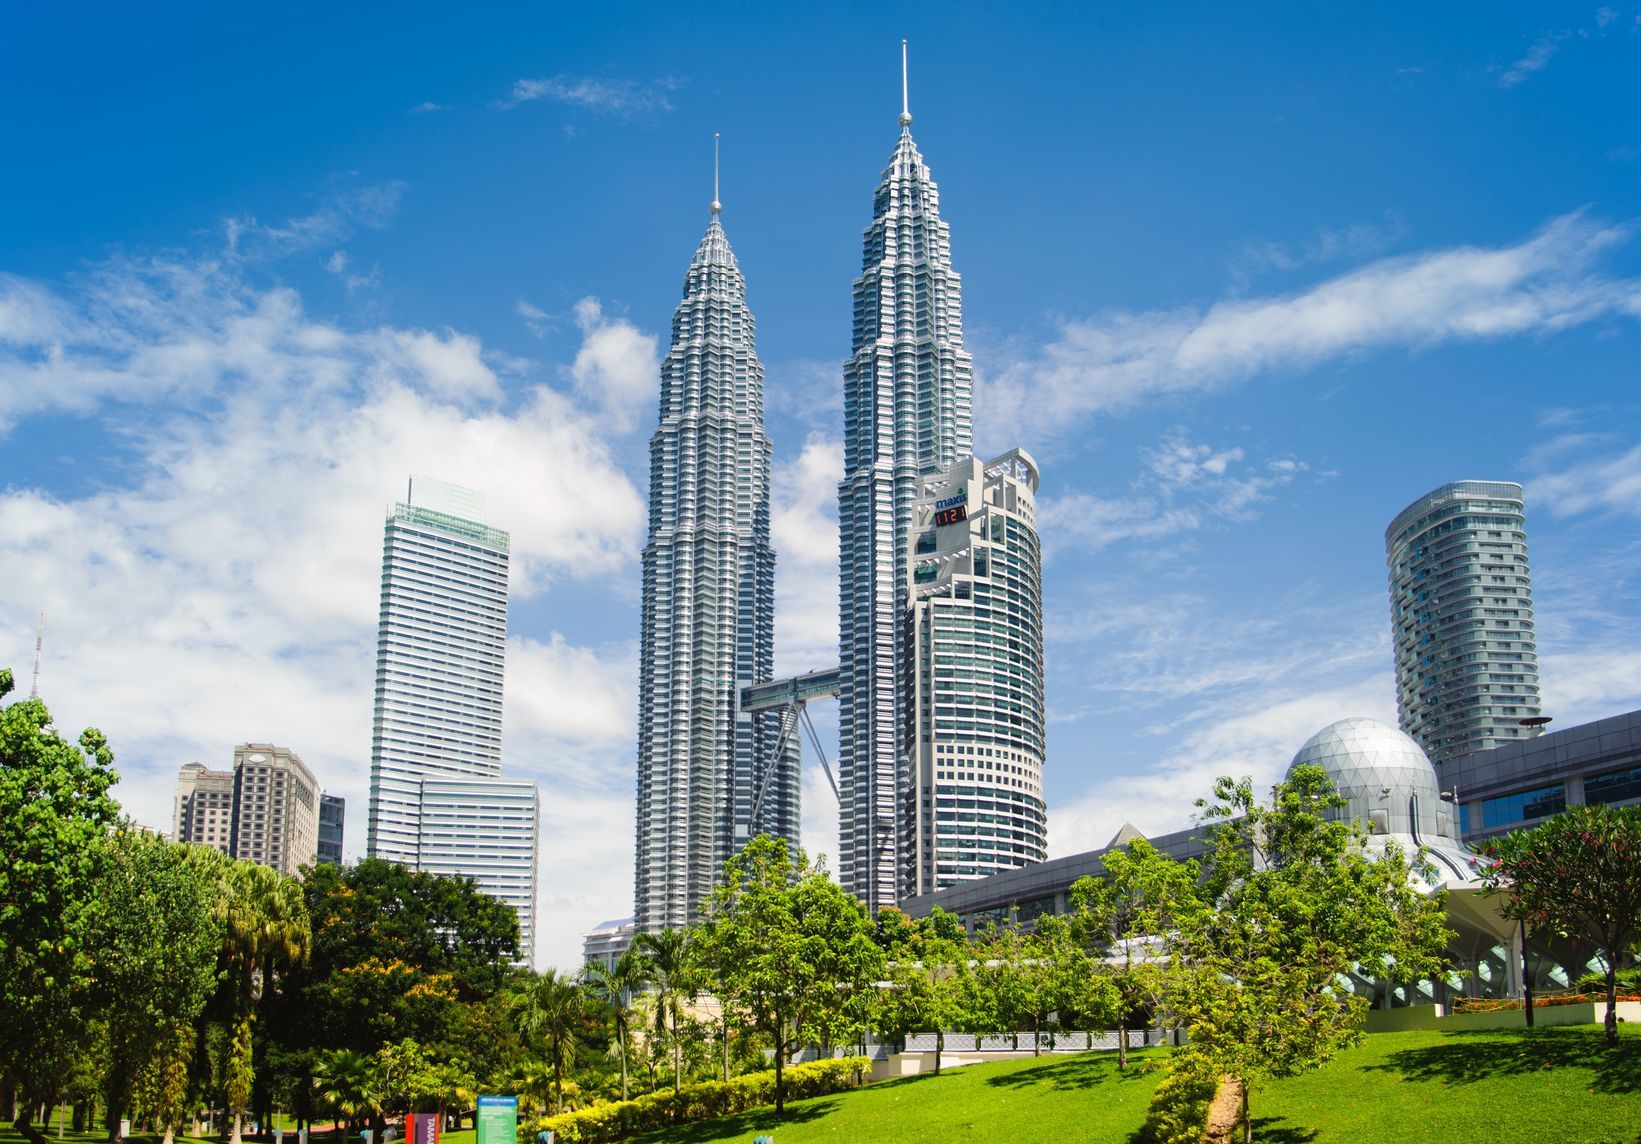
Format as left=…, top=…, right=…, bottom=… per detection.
left=366, top=477, right=509, bottom=863
left=1385, top=480, right=1543, bottom=767
left=903, top=450, right=1047, bottom=900
left=837, top=110, right=974, bottom=911
left=633, top=209, right=785, bottom=932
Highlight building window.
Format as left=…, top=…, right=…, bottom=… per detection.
left=1584, top=765, right=1641, bottom=806
left=1482, top=784, right=1566, bottom=828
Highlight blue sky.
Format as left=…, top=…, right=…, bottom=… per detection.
left=4, top=2, right=1640, bottom=969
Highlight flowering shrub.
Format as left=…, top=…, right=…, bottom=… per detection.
left=1453, top=990, right=1641, bottom=1014
left=517, top=1057, right=870, bottom=1143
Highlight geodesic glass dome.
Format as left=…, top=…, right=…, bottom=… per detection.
left=1286, top=716, right=1459, bottom=842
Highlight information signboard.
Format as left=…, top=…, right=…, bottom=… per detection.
left=475, top=1096, right=518, bottom=1144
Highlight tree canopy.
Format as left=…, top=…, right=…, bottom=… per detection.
left=1480, top=802, right=1641, bottom=1045
left=693, top=835, right=883, bottom=1114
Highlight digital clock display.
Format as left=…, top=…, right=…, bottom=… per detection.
left=934, top=505, right=967, bottom=528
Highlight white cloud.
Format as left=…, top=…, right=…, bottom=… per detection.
left=1049, top=672, right=1397, bottom=856
left=0, top=254, right=649, bottom=975
left=500, top=76, right=677, bottom=117
left=566, top=297, right=659, bottom=434
left=409, top=101, right=447, bottom=114
left=771, top=435, right=843, bottom=676
left=380, top=328, right=502, bottom=403
left=979, top=213, right=1641, bottom=451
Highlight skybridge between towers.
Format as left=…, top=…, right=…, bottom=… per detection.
left=738, top=667, right=844, bottom=835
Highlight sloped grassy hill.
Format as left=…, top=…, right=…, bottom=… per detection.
left=625, top=1025, right=1641, bottom=1144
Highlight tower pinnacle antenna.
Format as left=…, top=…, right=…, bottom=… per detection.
left=899, top=40, right=912, bottom=128
left=29, top=612, right=43, bottom=699
left=710, top=133, right=721, bottom=215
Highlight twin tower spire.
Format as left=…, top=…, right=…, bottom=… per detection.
left=634, top=44, right=972, bottom=928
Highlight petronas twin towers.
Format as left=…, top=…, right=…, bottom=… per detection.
left=634, top=57, right=1022, bottom=931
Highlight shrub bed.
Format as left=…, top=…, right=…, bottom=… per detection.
left=519, top=1057, right=871, bottom=1143
left=1453, top=990, right=1641, bottom=1013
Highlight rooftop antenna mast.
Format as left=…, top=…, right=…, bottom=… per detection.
left=29, top=612, right=43, bottom=699
left=900, top=39, right=912, bottom=127
left=711, top=133, right=721, bottom=215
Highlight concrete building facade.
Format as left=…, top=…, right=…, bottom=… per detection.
left=229, top=743, right=320, bottom=877
left=172, top=746, right=322, bottom=875
left=172, top=762, right=235, bottom=853
left=902, top=450, right=1046, bottom=900
left=1386, top=480, right=1542, bottom=767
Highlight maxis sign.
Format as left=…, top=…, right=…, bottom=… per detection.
left=934, top=489, right=968, bottom=528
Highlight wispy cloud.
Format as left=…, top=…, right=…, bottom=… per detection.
left=1232, top=212, right=1409, bottom=282
left=223, top=181, right=405, bottom=261
left=516, top=299, right=554, bottom=339
left=979, top=213, right=1641, bottom=452
left=1530, top=437, right=1641, bottom=518
left=1038, top=431, right=1315, bottom=556
left=1500, top=32, right=1571, bottom=87
left=499, top=75, right=679, bottom=118
left=409, top=101, right=447, bottom=114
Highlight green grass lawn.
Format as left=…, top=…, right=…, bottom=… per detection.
left=623, top=1026, right=1641, bottom=1143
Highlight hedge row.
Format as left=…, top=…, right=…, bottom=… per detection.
left=519, top=1057, right=872, bottom=1144
left=1454, top=991, right=1641, bottom=1013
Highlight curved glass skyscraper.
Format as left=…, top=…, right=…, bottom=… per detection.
left=633, top=202, right=784, bottom=932
left=1385, top=480, right=1542, bottom=768
left=837, top=93, right=974, bottom=912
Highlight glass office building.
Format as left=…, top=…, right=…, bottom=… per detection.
left=366, top=477, right=510, bottom=862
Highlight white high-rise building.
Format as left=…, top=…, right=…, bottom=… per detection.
left=633, top=191, right=785, bottom=933
left=903, top=451, right=1046, bottom=899
left=1386, top=480, right=1543, bottom=768
left=366, top=476, right=509, bottom=863
left=838, top=63, right=973, bottom=911
left=417, top=778, right=540, bottom=960
left=366, top=477, right=539, bottom=962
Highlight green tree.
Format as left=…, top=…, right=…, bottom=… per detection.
left=1479, top=802, right=1641, bottom=1046
left=89, top=828, right=223, bottom=1144
left=313, top=1049, right=378, bottom=1132
left=506, top=969, right=584, bottom=1114
left=693, top=835, right=882, bottom=1114
left=1170, top=766, right=1451, bottom=1144
left=873, top=908, right=971, bottom=1075
left=1069, top=838, right=1202, bottom=1068
left=0, top=667, right=120, bottom=1144
left=580, top=950, right=644, bottom=1099
left=273, top=860, right=519, bottom=1059
left=630, top=928, right=696, bottom=1094
left=213, top=859, right=310, bottom=1144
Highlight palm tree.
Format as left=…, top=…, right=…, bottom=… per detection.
left=505, top=970, right=584, bottom=1115
left=632, top=929, right=696, bottom=1094
left=216, top=860, right=311, bottom=1144
left=579, top=950, right=645, bottom=1101
left=313, top=1049, right=379, bottom=1135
